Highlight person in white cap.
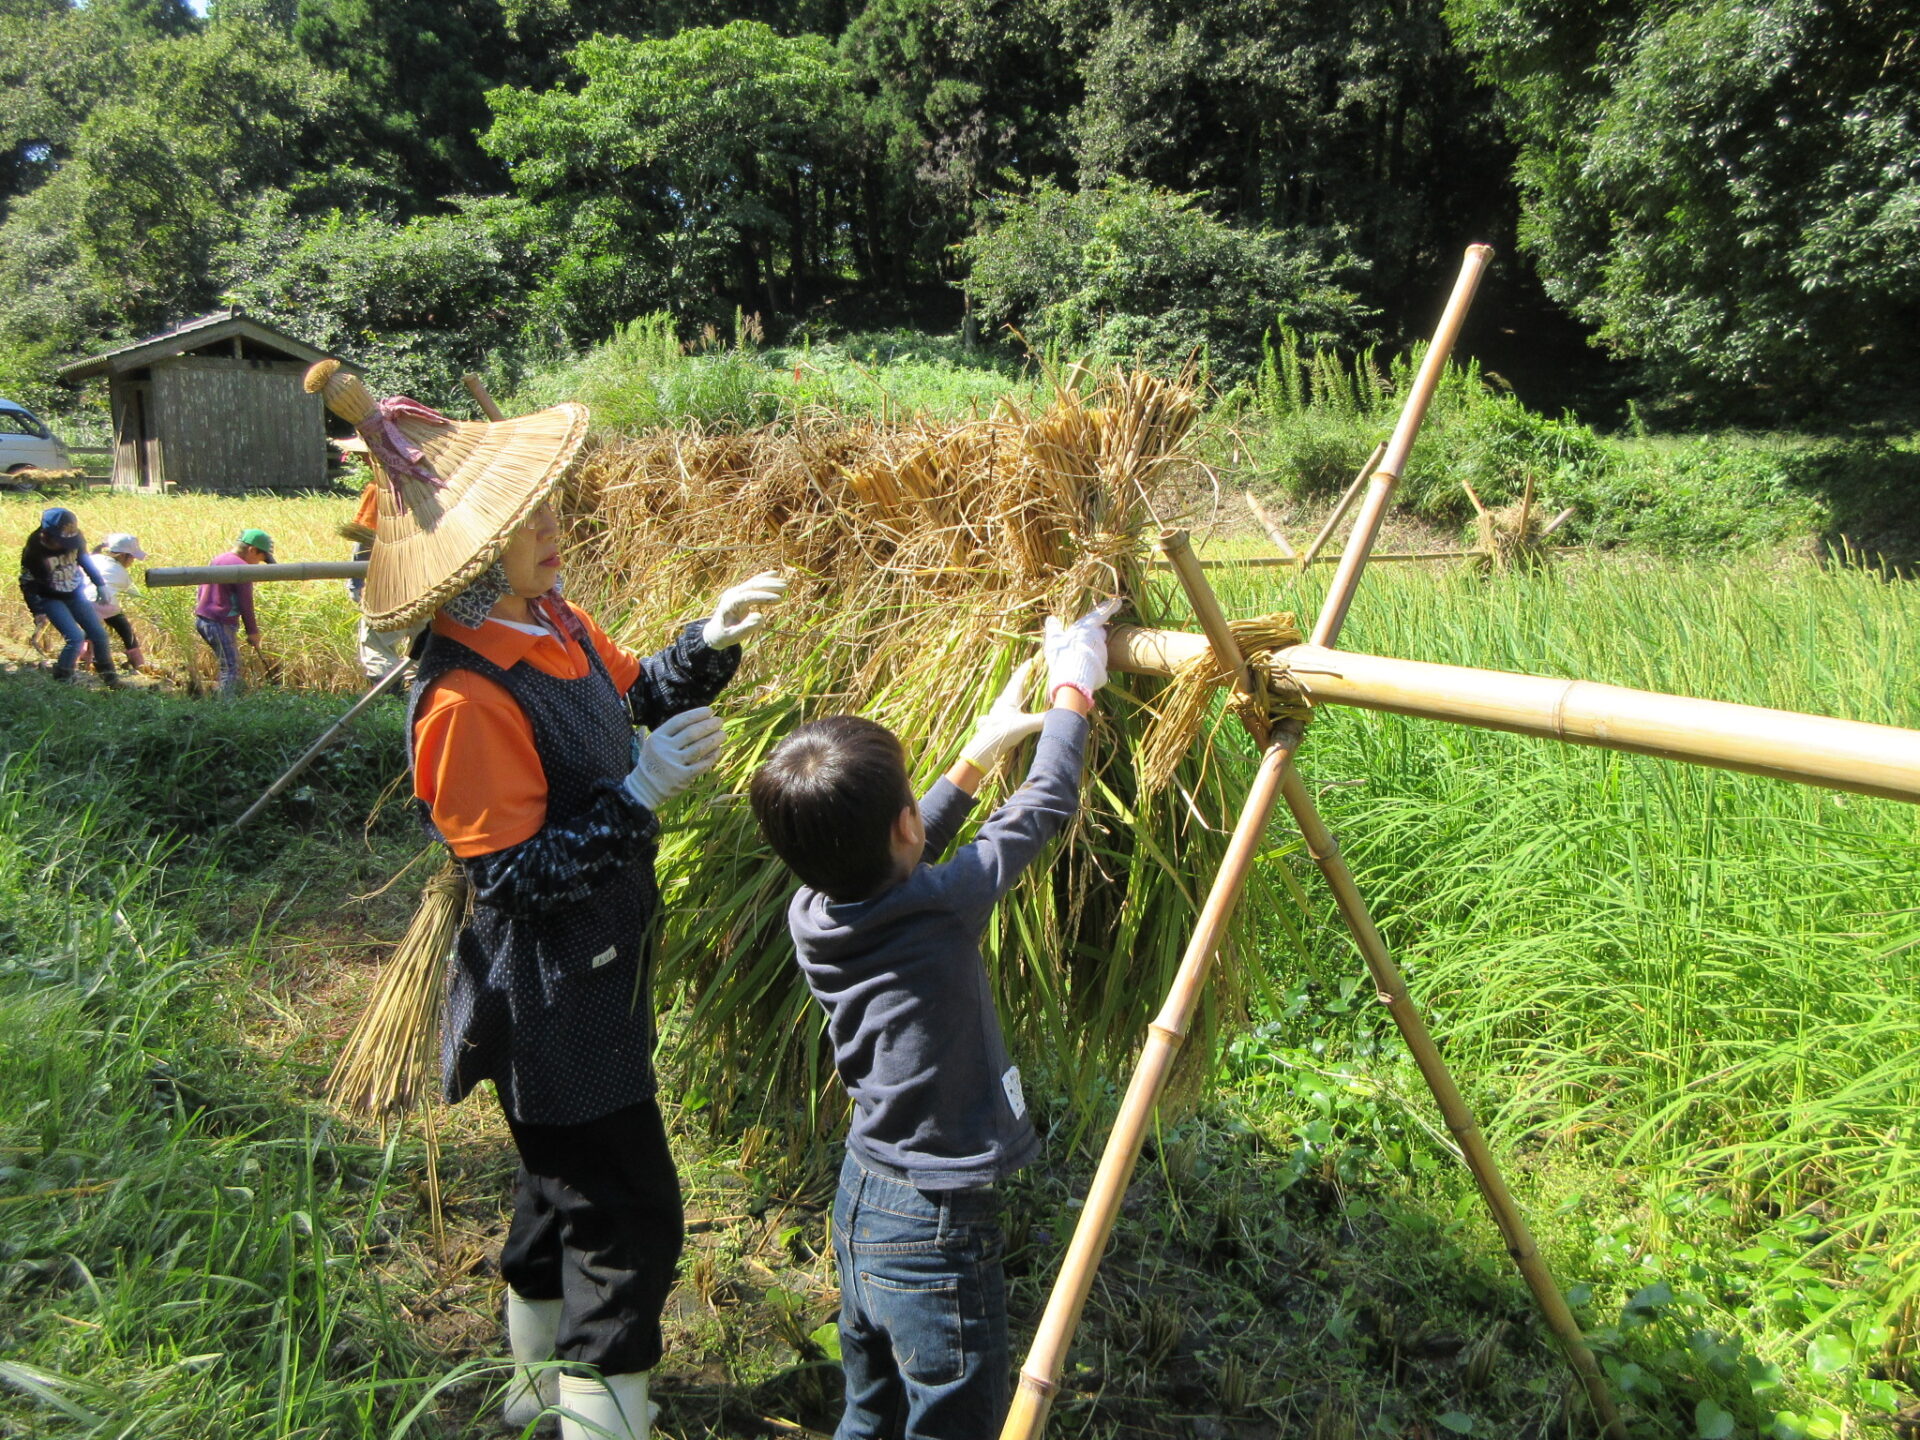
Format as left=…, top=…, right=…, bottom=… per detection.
left=89, top=533, right=148, bottom=673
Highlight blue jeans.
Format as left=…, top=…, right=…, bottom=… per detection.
left=195, top=617, right=242, bottom=694
left=831, top=1150, right=1009, bottom=1440
left=39, top=590, right=114, bottom=680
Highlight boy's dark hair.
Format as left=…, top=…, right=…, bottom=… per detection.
left=750, top=715, right=915, bottom=901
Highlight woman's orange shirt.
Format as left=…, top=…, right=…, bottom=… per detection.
left=411, top=598, right=642, bottom=857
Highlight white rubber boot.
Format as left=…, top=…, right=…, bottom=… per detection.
left=556, top=1371, right=657, bottom=1440
left=502, top=1289, right=563, bottom=1428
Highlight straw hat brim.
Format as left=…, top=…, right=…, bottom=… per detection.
left=361, top=401, right=590, bottom=630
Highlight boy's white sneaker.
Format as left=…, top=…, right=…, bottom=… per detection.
left=557, top=1371, right=657, bottom=1440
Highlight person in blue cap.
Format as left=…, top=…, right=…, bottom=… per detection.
left=18, top=507, right=118, bottom=687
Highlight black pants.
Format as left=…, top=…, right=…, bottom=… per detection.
left=501, top=1096, right=685, bottom=1374
left=102, top=613, right=137, bottom=656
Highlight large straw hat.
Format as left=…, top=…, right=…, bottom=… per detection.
left=304, top=360, right=589, bottom=629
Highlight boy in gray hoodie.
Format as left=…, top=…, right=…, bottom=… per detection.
left=749, top=600, right=1118, bottom=1440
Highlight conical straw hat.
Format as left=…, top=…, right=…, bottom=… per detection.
left=304, top=360, right=589, bottom=630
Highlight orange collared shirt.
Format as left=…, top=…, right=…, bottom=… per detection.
left=412, top=598, right=643, bottom=857
left=351, top=481, right=381, bottom=533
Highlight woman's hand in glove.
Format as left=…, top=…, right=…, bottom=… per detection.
left=703, top=571, right=789, bottom=649
left=1042, top=597, right=1123, bottom=703
left=959, top=660, right=1046, bottom=771
left=624, top=706, right=726, bottom=811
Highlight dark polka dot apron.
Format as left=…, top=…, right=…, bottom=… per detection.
left=409, top=621, right=659, bottom=1126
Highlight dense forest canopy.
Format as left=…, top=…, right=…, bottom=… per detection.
left=0, top=0, right=1913, bottom=420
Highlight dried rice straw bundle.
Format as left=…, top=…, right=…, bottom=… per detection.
left=1138, top=614, right=1310, bottom=793
left=560, top=371, right=1261, bottom=1125
left=327, top=863, right=468, bottom=1118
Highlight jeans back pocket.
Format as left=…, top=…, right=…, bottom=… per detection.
left=857, top=1267, right=964, bottom=1386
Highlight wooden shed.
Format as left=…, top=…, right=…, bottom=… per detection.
left=57, top=312, right=346, bottom=493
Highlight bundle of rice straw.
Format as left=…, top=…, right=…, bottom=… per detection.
left=552, top=370, right=1282, bottom=1140
left=327, top=863, right=467, bottom=1118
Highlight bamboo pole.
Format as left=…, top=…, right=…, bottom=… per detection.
left=1540, top=506, right=1576, bottom=540
left=462, top=372, right=507, bottom=422
left=1298, top=442, right=1385, bottom=571
left=1002, top=731, right=1300, bottom=1440
left=1276, top=767, right=1626, bottom=1438
left=1151, top=549, right=1497, bottom=570
left=1180, top=526, right=1626, bottom=1437
left=1242, top=492, right=1296, bottom=559
left=1107, top=630, right=1920, bottom=806
left=1313, top=245, right=1494, bottom=647
left=230, top=661, right=414, bottom=830
left=146, top=561, right=368, bottom=587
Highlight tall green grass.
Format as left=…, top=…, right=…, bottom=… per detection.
left=0, top=752, right=490, bottom=1437
left=1188, top=555, right=1920, bottom=1432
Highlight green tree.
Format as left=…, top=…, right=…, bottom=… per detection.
left=961, top=178, right=1370, bottom=372
left=1067, top=0, right=1510, bottom=321
left=292, top=0, right=513, bottom=201
left=483, top=22, right=861, bottom=332
left=839, top=0, right=1079, bottom=298
left=1448, top=0, right=1920, bottom=408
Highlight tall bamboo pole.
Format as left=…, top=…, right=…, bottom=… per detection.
left=1276, top=767, right=1626, bottom=1436
left=1313, top=245, right=1493, bottom=647
left=1001, top=730, right=1301, bottom=1440
left=230, top=660, right=414, bottom=830
left=1004, top=250, right=1499, bottom=1440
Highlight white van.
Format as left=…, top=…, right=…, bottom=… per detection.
left=0, top=400, right=72, bottom=477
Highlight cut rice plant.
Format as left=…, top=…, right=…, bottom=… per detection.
left=561, top=370, right=1282, bottom=1133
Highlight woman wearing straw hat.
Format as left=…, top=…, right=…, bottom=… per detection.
left=306, top=360, right=785, bottom=1440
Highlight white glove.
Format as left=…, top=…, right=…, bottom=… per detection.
left=703, top=570, right=788, bottom=649
left=1042, top=598, right=1123, bottom=702
left=959, top=660, right=1046, bottom=771
left=623, top=707, right=726, bottom=812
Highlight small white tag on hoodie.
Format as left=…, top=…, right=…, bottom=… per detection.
left=1002, top=1065, right=1027, bottom=1119
left=591, top=945, right=617, bottom=969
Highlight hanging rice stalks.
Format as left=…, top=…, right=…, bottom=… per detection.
left=1137, top=615, right=1312, bottom=793
left=537, top=370, right=1264, bottom=1135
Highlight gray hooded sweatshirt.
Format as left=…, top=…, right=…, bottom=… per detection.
left=786, top=708, right=1089, bottom=1189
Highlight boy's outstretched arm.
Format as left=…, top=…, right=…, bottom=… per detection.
left=935, top=601, right=1119, bottom=918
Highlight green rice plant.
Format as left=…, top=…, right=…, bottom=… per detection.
left=1195, top=554, right=1920, bottom=1425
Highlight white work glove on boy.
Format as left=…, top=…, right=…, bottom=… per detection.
left=960, top=660, right=1046, bottom=771
left=702, top=571, right=788, bottom=649
left=624, top=707, right=726, bottom=812
left=1042, top=598, right=1123, bottom=703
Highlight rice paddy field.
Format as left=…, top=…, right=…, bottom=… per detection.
left=3, top=464, right=1919, bottom=1437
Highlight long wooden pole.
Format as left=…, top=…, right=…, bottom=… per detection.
left=1001, top=731, right=1300, bottom=1440
left=1298, top=442, right=1385, bottom=571
left=1313, top=245, right=1493, bottom=647
left=1196, top=514, right=1625, bottom=1436
left=1107, top=629, right=1920, bottom=806
left=146, top=561, right=368, bottom=587
left=1005, top=251, right=1500, bottom=1440
left=1276, top=767, right=1625, bottom=1435
left=229, top=661, right=414, bottom=830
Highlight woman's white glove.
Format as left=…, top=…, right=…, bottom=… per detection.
left=703, top=571, right=788, bottom=649
left=1042, top=598, right=1123, bottom=702
left=960, top=660, right=1046, bottom=771
left=623, top=707, right=726, bottom=812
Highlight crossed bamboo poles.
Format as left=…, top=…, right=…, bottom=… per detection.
left=1001, top=246, right=1642, bottom=1439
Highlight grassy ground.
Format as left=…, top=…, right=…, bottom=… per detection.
left=4, top=504, right=1920, bottom=1435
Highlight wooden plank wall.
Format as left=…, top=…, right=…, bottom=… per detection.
left=152, top=357, right=325, bottom=491
left=108, top=379, right=163, bottom=491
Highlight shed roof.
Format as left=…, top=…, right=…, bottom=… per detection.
left=57, top=311, right=342, bottom=384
